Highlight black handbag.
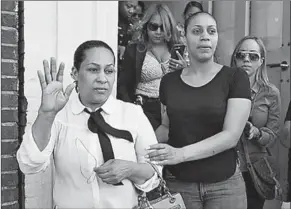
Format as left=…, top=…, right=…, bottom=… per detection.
left=241, top=137, right=282, bottom=200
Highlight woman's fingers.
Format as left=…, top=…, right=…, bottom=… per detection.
left=170, top=58, right=185, bottom=67
left=169, top=58, right=181, bottom=65
left=43, top=59, right=52, bottom=84
left=51, top=57, right=57, bottom=81
left=37, top=70, right=47, bottom=90
left=169, top=62, right=183, bottom=70
left=176, top=51, right=184, bottom=61
left=57, top=62, right=65, bottom=82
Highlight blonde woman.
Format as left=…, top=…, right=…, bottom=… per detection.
left=117, top=3, right=179, bottom=130
left=231, top=36, right=281, bottom=209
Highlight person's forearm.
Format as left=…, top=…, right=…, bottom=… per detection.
left=155, top=125, right=169, bottom=143
left=255, top=128, right=276, bottom=147
left=128, top=162, right=155, bottom=185
left=32, top=111, right=56, bottom=151
left=181, top=131, right=239, bottom=162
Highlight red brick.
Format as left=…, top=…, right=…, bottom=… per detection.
left=1, top=203, right=19, bottom=209
left=1, top=110, right=18, bottom=123
left=1, top=13, right=18, bottom=28
left=1, top=45, right=18, bottom=60
left=1, top=125, right=18, bottom=139
left=1, top=172, right=18, bottom=187
left=1, top=78, right=18, bottom=91
left=1, top=1, right=18, bottom=12
left=1, top=157, right=19, bottom=172
left=1, top=94, right=18, bottom=108
left=1, top=188, right=19, bottom=204
left=1, top=29, right=18, bottom=45
left=1, top=62, right=18, bottom=76
left=1, top=141, right=19, bottom=155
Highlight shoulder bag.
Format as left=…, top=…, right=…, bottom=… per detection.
left=241, top=137, right=282, bottom=200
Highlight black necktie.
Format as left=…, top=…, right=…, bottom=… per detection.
left=84, top=108, right=133, bottom=186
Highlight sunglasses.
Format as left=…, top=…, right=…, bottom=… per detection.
left=147, top=22, right=164, bottom=32
left=235, top=51, right=261, bottom=62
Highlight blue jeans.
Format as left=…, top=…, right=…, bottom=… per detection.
left=165, top=166, right=247, bottom=209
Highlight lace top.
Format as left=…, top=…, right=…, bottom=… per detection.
left=135, top=52, right=171, bottom=98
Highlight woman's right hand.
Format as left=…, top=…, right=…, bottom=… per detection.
left=169, top=51, right=187, bottom=71
left=37, top=57, right=76, bottom=116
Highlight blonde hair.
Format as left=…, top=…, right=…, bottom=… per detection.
left=131, top=4, right=179, bottom=49
left=230, top=36, right=270, bottom=87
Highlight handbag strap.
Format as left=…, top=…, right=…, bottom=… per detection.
left=241, top=136, right=253, bottom=170
left=146, top=161, right=169, bottom=192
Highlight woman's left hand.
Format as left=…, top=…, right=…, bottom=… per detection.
left=94, top=159, right=133, bottom=185
left=169, top=51, right=187, bottom=71
left=145, top=143, right=184, bottom=165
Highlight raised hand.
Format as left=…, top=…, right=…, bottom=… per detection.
left=37, top=57, right=75, bottom=115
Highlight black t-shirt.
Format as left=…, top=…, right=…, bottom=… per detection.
left=160, top=66, right=251, bottom=183
left=285, top=101, right=291, bottom=122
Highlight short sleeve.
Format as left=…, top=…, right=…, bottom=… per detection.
left=285, top=101, right=291, bottom=122
left=228, top=68, right=251, bottom=99
left=159, top=75, right=167, bottom=105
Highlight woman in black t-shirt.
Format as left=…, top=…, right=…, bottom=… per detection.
left=145, top=12, right=251, bottom=209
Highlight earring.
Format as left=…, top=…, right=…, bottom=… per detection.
left=74, top=80, right=79, bottom=93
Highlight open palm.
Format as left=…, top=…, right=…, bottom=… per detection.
left=37, top=57, right=75, bottom=114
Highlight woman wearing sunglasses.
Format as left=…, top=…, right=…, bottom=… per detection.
left=230, top=36, right=281, bottom=209
left=117, top=3, right=179, bottom=130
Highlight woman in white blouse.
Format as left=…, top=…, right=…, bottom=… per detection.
left=17, top=40, right=161, bottom=208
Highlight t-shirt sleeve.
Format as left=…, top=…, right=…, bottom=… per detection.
left=228, top=68, right=251, bottom=99
left=159, top=75, right=167, bottom=105
left=285, top=101, right=291, bottom=122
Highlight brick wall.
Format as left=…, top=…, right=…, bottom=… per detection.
left=1, top=1, right=25, bottom=209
